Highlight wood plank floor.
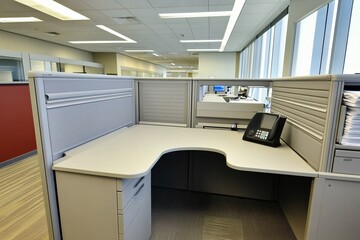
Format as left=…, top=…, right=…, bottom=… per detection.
left=151, top=187, right=296, bottom=240
left=0, top=155, right=49, bottom=240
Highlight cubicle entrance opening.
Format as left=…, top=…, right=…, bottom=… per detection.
left=151, top=150, right=312, bottom=240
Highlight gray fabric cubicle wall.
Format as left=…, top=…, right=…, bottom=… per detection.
left=29, top=72, right=135, bottom=240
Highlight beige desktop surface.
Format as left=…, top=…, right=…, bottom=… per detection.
left=52, top=125, right=317, bottom=178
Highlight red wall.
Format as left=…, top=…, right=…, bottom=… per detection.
left=0, top=84, right=36, bottom=163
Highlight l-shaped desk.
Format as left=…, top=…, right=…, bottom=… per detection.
left=52, top=124, right=317, bottom=240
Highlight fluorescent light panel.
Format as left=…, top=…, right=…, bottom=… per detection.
left=0, top=17, right=42, bottom=23
left=15, top=0, right=88, bottom=21
left=96, top=25, right=136, bottom=43
left=159, top=11, right=231, bottom=19
left=180, top=40, right=222, bottom=43
left=71, top=26, right=137, bottom=44
left=69, top=40, right=131, bottom=44
left=220, top=0, right=245, bottom=52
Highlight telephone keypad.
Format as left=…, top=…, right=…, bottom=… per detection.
left=255, top=130, right=269, bottom=140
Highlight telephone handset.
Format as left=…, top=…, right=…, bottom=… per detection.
left=242, top=112, right=286, bottom=147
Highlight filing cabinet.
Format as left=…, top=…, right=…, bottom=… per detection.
left=55, top=171, right=151, bottom=240
left=333, top=149, right=360, bottom=175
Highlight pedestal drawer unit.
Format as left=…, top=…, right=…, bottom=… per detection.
left=55, top=171, right=151, bottom=240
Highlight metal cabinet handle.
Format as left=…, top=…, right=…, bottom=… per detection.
left=134, top=176, right=145, bottom=188
left=134, top=183, right=145, bottom=197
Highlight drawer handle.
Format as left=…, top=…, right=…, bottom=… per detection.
left=134, top=183, right=145, bottom=197
left=134, top=176, right=145, bottom=188
left=343, top=158, right=353, bottom=162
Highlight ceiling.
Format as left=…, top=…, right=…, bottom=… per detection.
left=0, top=0, right=289, bottom=70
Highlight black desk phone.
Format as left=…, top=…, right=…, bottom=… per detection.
left=243, top=112, right=286, bottom=147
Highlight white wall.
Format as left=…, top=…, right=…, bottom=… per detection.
left=197, top=52, right=237, bottom=78
left=0, top=30, right=93, bottom=61
left=282, top=0, right=332, bottom=76
left=116, top=54, right=167, bottom=77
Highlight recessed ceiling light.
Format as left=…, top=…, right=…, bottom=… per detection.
left=96, top=25, right=136, bottom=43
left=69, top=40, right=133, bottom=44
left=220, top=0, right=245, bottom=52
left=187, top=49, right=220, bottom=52
left=14, top=0, right=89, bottom=21
left=180, top=40, right=222, bottom=43
left=159, top=11, right=231, bottom=19
left=124, top=50, right=154, bottom=53
left=0, top=17, right=42, bottom=23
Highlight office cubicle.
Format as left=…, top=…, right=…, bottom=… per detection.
left=192, top=79, right=271, bottom=129
left=30, top=72, right=360, bottom=240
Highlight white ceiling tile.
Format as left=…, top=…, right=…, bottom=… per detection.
left=0, top=0, right=290, bottom=69
left=149, top=0, right=209, bottom=8
left=100, top=9, right=133, bottom=18
left=82, top=0, right=123, bottom=9
left=115, top=0, right=152, bottom=9
left=209, top=0, right=235, bottom=5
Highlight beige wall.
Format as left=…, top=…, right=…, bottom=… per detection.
left=93, top=53, right=118, bottom=75
left=94, top=53, right=167, bottom=76
left=116, top=53, right=166, bottom=76
left=198, top=52, right=237, bottom=78
left=0, top=30, right=93, bottom=61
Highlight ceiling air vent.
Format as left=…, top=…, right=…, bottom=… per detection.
left=46, top=31, right=60, bottom=36
left=112, top=17, right=139, bottom=24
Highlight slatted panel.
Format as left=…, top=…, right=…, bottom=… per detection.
left=138, top=81, right=190, bottom=126
left=0, top=155, right=49, bottom=240
left=272, top=81, right=331, bottom=170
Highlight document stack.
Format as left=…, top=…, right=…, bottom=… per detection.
left=340, top=91, right=360, bottom=146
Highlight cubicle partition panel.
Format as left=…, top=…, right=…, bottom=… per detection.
left=29, top=72, right=135, bottom=240
left=192, top=79, right=271, bottom=129
left=272, top=75, right=360, bottom=173
left=135, top=78, right=192, bottom=127
left=271, top=76, right=338, bottom=171
left=0, top=83, right=36, bottom=164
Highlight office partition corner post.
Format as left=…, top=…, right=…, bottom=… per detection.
left=304, top=177, right=325, bottom=240
left=28, top=77, right=60, bottom=240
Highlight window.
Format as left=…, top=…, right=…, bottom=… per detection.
left=238, top=12, right=288, bottom=104
left=343, top=0, right=360, bottom=73
left=0, top=57, right=25, bottom=82
left=31, top=60, right=58, bottom=72
left=239, top=12, right=288, bottom=79
left=292, top=1, right=337, bottom=76
left=271, top=14, right=288, bottom=77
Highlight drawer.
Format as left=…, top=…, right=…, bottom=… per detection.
left=118, top=178, right=150, bottom=233
left=333, top=150, right=360, bottom=175
left=119, top=197, right=151, bottom=240
left=117, top=173, right=150, bottom=212
left=116, top=178, right=133, bottom=192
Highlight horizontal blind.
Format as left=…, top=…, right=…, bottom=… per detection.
left=138, top=81, right=190, bottom=126
left=272, top=81, right=331, bottom=170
